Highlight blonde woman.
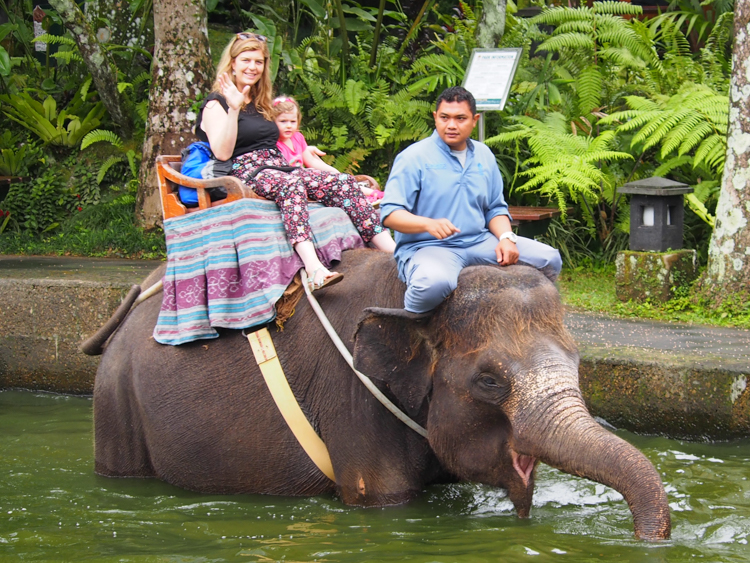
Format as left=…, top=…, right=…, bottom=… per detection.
left=195, top=33, right=395, bottom=291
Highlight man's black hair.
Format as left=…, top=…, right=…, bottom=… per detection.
left=435, top=86, right=476, bottom=115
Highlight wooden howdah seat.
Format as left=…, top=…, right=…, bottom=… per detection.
left=156, top=154, right=380, bottom=221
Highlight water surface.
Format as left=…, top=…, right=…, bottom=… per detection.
left=1, top=391, right=748, bottom=561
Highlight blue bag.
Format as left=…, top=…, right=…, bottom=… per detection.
left=178, top=142, right=233, bottom=205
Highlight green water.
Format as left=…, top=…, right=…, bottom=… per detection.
left=1, top=391, right=748, bottom=562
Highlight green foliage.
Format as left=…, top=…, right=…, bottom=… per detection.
left=599, top=82, right=727, bottom=228
left=485, top=0, right=734, bottom=265
left=81, top=129, right=141, bottom=184
left=601, top=83, right=728, bottom=175
left=557, top=265, right=750, bottom=329
left=299, top=73, right=432, bottom=175
left=486, top=113, right=632, bottom=215
left=538, top=216, right=628, bottom=269
left=0, top=145, right=35, bottom=176
left=0, top=130, right=41, bottom=176
left=1, top=154, right=102, bottom=233
left=281, top=8, right=438, bottom=178
left=0, top=189, right=166, bottom=259
left=649, top=0, right=734, bottom=49
left=406, top=1, right=477, bottom=94
left=0, top=90, right=105, bottom=148
left=81, top=129, right=123, bottom=150
left=529, top=1, right=663, bottom=118
left=3, top=169, right=68, bottom=232
left=0, top=41, right=11, bottom=77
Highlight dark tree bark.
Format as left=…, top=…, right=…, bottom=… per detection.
left=477, top=0, right=506, bottom=48
left=697, top=1, right=750, bottom=306
left=47, top=0, right=133, bottom=137
left=136, top=0, right=213, bottom=228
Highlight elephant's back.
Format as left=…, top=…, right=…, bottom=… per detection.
left=94, top=297, right=335, bottom=495
left=93, top=248, right=405, bottom=495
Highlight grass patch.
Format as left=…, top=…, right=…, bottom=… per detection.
left=558, top=265, right=750, bottom=329
left=0, top=227, right=166, bottom=260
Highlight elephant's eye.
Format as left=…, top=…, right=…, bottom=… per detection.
left=479, top=374, right=499, bottom=387
left=474, top=372, right=512, bottom=403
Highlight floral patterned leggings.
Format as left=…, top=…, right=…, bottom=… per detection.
left=232, top=149, right=384, bottom=246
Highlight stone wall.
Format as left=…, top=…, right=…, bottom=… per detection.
left=579, top=351, right=748, bottom=439
left=0, top=279, right=132, bottom=394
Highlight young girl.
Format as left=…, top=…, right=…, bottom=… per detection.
left=272, top=96, right=385, bottom=206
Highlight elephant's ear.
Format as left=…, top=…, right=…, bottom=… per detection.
left=352, top=307, right=435, bottom=418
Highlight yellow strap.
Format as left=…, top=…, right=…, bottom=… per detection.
left=247, top=328, right=336, bottom=482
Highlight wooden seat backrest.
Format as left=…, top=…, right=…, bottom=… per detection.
left=155, top=155, right=382, bottom=222
left=155, top=155, right=263, bottom=221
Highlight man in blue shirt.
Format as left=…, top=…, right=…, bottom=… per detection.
left=381, top=86, right=562, bottom=313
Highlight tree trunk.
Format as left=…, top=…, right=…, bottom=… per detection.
left=47, top=0, right=133, bottom=137
left=697, top=0, right=750, bottom=306
left=476, top=0, right=506, bottom=48
left=136, top=0, right=214, bottom=228
left=84, top=0, right=151, bottom=48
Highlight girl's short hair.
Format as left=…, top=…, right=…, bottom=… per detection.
left=213, top=33, right=273, bottom=120
left=271, top=96, right=302, bottom=125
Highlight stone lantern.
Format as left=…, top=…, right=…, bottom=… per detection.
left=614, top=177, right=697, bottom=303
left=617, top=177, right=693, bottom=251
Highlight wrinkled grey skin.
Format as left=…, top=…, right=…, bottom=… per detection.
left=91, top=249, right=670, bottom=540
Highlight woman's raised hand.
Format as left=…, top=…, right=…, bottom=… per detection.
left=218, top=72, right=249, bottom=111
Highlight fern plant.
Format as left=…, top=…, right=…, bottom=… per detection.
left=530, top=1, right=661, bottom=117
left=406, top=1, right=478, bottom=94
left=648, top=0, right=734, bottom=50
left=33, top=33, right=84, bottom=65
left=600, top=83, right=728, bottom=175
left=299, top=74, right=432, bottom=174
left=81, top=129, right=140, bottom=184
left=599, top=83, right=728, bottom=226
left=486, top=112, right=633, bottom=219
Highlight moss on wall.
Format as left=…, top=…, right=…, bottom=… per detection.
left=615, top=250, right=697, bottom=303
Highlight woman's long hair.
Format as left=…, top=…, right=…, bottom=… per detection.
left=213, top=35, right=274, bottom=120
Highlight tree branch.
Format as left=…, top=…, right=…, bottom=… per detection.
left=47, top=0, right=133, bottom=138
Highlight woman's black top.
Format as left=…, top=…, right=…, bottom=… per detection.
left=195, top=92, right=279, bottom=158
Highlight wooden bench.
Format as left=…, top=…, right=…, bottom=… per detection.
left=156, top=154, right=380, bottom=221
left=508, top=206, right=565, bottom=238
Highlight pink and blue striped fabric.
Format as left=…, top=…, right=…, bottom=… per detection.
left=153, top=198, right=364, bottom=345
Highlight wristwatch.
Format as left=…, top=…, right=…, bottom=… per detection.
left=499, top=231, right=518, bottom=244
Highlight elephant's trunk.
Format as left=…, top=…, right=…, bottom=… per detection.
left=510, top=359, right=671, bottom=541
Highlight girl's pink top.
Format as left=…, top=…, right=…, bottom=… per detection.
left=276, top=131, right=308, bottom=166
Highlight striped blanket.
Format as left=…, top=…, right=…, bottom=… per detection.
left=153, top=198, right=364, bottom=345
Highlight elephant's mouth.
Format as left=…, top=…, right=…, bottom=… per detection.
left=512, top=449, right=536, bottom=487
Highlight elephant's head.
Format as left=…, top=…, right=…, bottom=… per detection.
left=353, top=265, right=670, bottom=540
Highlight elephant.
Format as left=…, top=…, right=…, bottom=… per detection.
left=86, top=248, right=670, bottom=540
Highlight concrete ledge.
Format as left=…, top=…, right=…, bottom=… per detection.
left=0, top=278, right=133, bottom=394
left=579, top=347, right=748, bottom=440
